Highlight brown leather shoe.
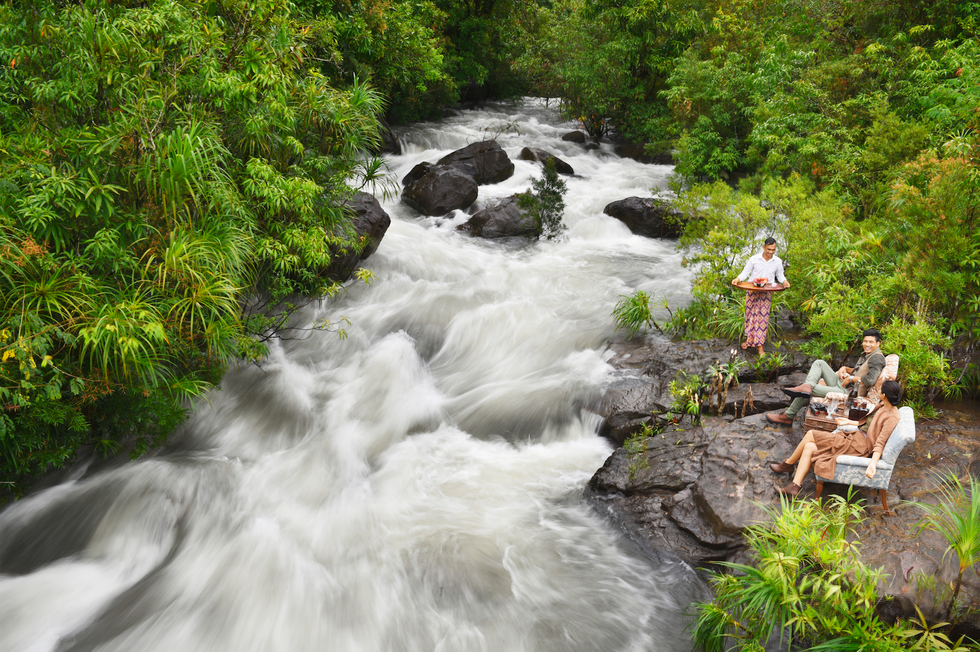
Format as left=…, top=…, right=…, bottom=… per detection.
left=770, top=461, right=795, bottom=474
left=766, top=411, right=793, bottom=425
left=782, top=383, right=813, bottom=399
left=777, top=482, right=801, bottom=498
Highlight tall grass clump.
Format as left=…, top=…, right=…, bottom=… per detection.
left=915, top=473, right=980, bottom=621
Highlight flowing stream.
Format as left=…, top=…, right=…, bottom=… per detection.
left=0, top=99, right=707, bottom=652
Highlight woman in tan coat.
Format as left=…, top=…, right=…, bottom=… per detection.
left=770, top=380, right=903, bottom=497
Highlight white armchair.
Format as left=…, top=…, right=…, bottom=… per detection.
left=813, top=406, right=916, bottom=516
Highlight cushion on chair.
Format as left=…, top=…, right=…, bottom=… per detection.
left=815, top=406, right=916, bottom=492
left=867, top=354, right=900, bottom=404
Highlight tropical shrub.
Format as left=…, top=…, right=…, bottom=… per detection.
left=0, top=0, right=384, bottom=490
left=518, top=158, right=567, bottom=240
left=693, top=494, right=974, bottom=652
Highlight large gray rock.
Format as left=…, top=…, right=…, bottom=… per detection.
left=519, top=147, right=574, bottom=175
left=403, top=166, right=479, bottom=216
left=588, top=424, right=710, bottom=494
left=561, top=131, right=586, bottom=143
left=596, top=339, right=748, bottom=443
left=327, top=192, right=391, bottom=281
left=595, top=338, right=814, bottom=443
left=665, top=488, right=743, bottom=547
left=587, top=491, right=735, bottom=566
left=401, top=161, right=432, bottom=186
left=692, top=414, right=797, bottom=537
left=436, top=140, right=515, bottom=185
left=719, top=382, right=796, bottom=418
left=457, top=195, right=538, bottom=239
left=587, top=336, right=980, bottom=629
left=603, top=197, right=683, bottom=239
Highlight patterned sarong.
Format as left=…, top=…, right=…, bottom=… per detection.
left=744, top=291, right=771, bottom=347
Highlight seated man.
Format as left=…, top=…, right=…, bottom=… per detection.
left=766, top=328, right=887, bottom=426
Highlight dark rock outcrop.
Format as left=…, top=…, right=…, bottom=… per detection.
left=401, top=161, right=432, bottom=186
left=561, top=131, right=586, bottom=143
left=603, top=197, right=684, bottom=239
left=613, top=143, right=653, bottom=164
left=457, top=195, right=538, bottom=239
left=518, top=147, right=574, bottom=175
left=589, top=423, right=710, bottom=495
left=436, top=140, right=515, bottom=185
left=326, top=192, right=391, bottom=281
left=595, top=338, right=812, bottom=444
left=403, top=166, right=479, bottom=216
left=691, top=415, right=796, bottom=537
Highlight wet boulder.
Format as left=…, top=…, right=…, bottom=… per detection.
left=588, top=423, right=710, bottom=494
left=457, top=195, right=538, bottom=239
left=720, top=382, right=795, bottom=418
left=437, top=140, right=515, bottom=185
left=595, top=339, right=745, bottom=443
left=401, top=161, right=432, bottom=186
left=561, top=131, right=586, bottom=143
left=588, top=491, right=735, bottom=566
left=603, top=197, right=684, bottom=239
left=519, top=147, right=574, bottom=175
left=403, top=166, right=479, bottom=216
left=325, top=192, right=391, bottom=281
left=664, top=488, right=743, bottom=548
left=691, top=414, right=796, bottom=537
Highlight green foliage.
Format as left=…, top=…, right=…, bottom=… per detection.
left=518, top=158, right=567, bottom=240
left=669, top=371, right=704, bottom=424
left=0, top=0, right=384, bottom=490
left=748, top=350, right=788, bottom=383
left=669, top=168, right=970, bottom=405
left=915, top=473, right=980, bottom=621
left=431, top=0, right=533, bottom=102
left=612, top=290, right=669, bottom=339
left=883, top=319, right=953, bottom=405
left=295, top=0, right=457, bottom=122
left=663, top=48, right=754, bottom=179
left=514, top=0, right=708, bottom=141
left=692, top=495, right=973, bottom=652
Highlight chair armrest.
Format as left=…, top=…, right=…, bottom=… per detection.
left=835, top=455, right=893, bottom=471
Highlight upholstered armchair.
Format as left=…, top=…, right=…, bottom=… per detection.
left=813, top=406, right=916, bottom=516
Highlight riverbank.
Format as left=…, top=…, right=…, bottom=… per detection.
left=586, top=335, right=980, bottom=632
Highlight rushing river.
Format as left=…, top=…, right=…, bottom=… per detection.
left=0, top=99, right=706, bottom=652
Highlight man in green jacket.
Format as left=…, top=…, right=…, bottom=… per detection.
left=766, top=328, right=887, bottom=426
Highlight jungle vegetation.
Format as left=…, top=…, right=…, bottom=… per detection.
left=2, top=0, right=978, bottom=487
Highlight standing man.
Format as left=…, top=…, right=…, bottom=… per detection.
left=731, top=237, right=790, bottom=355
left=766, top=328, right=887, bottom=426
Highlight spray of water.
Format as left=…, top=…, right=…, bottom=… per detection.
left=0, top=99, right=704, bottom=652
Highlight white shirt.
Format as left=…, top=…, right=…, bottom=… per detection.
left=736, top=253, right=786, bottom=284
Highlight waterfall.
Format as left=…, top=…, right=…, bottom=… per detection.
left=0, top=99, right=704, bottom=652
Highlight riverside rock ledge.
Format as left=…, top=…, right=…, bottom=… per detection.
left=586, top=336, right=980, bottom=626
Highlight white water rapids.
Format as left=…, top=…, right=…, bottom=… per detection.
left=0, top=99, right=707, bottom=652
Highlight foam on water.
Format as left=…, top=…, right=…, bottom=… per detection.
left=0, top=99, right=703, bottom=652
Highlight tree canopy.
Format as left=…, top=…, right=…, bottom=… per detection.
left=0, top=0, right=385, bottom=488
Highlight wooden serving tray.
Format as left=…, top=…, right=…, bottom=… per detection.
left=734, top=281, right=786, bottom=292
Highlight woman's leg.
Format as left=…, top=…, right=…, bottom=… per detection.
left=792, top=442, right=818, bottom=486
left=784, top=431, right=815, bottom=464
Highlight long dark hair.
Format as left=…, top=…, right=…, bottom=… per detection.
left=881, top=380, right=902, bottom=405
